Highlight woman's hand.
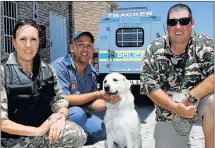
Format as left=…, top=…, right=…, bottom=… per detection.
left=37, top=113, right=62, bottom=136
left=48, top=115, right=66, bottom=144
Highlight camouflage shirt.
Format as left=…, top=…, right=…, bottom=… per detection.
left=1, top=53, right=69, bottom=120
left=140, top=31, right=214, bottom=121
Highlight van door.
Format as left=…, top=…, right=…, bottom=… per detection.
left=97, top=19, right=111, bottom=74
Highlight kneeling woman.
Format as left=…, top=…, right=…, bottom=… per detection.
left=1, top=19, right=87, bottom=148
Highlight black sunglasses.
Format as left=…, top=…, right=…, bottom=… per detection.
left=167, top=17, right=191, bottom=26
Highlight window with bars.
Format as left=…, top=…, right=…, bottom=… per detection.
left=116, top=28, right=144, bottom=47
left=3, top=1, right=18, bottom=54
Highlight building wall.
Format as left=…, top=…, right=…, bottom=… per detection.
left=72, top=2, right=118, bottom=42
left=17, top=1, right=70, bottom=62
left=71, top=2, right=118, bottom=71
left=1, top=1, right=70, bottom=63
left=1, top=2, right=4, bottom=58
left=1, top=1, right=118, bottom=62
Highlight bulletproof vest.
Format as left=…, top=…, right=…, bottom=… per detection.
left=1, top=54, right=56, bottom=139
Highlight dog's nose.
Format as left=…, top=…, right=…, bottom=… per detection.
left=104, top=84, right=110, bottom=92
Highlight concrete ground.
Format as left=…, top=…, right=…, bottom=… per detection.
left=83, top=105, right=204, bottom=148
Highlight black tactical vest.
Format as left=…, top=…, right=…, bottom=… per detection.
left=2, top=54, right=56, bottom=139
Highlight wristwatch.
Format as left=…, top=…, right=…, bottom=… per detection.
left=188, top=93, right=198, bottom=103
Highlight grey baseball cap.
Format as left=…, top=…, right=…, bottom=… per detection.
left=72, top=31, right=94, bottom=43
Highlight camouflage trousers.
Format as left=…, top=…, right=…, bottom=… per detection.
left=1, top=120, right=87, bottom=148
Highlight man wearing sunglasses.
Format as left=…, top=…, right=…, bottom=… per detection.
left=140, top=3, right=213, bottom=148
left=51, top=31, right=120, bottom=145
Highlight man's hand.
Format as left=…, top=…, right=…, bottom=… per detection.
left=37, top=113, right=62, bottom=136
left=48, top=114, right=66, bottom=144
left=97, top=90, right=120, bottom=104
left=108, top=94, right=120, bottom=104
left=175, top=97, right=196, bottom=118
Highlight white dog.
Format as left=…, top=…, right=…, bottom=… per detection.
left=103, top=73, right=142, bottom=148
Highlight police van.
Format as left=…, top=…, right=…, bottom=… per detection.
left=94, top=7, right=165, bottom=104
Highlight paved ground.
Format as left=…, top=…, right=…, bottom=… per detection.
left=83, top=105, right=204, bottom=148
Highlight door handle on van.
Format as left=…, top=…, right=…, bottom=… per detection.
left=108, top=50, right=115, bottom=61
left=110, top=50, right=115, bottom=57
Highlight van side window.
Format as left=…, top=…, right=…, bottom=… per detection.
left=116, top=28, right=144, bottom=47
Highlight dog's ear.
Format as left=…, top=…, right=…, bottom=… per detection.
left=123, top=76, right=131, bottom=91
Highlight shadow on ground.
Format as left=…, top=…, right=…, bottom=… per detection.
left=92, top=93, right=155, bottom=124
left=90, top=104, right=155, bottom=124
left=134, top=92, right=155, bottom=124
left=135, top=105, right=155, bottom=124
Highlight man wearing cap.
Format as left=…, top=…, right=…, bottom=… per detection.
left=51, top=31, right=120, bottom=145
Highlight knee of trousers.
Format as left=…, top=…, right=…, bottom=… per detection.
left=204, top=94, right=214, bottom=116
left=87, top=123, right=106, bottom=142
left=199, top=94, right=214, bottom=117
left=207, top=94, right=214, bottom=109
left=60, top=120, right=88, bottom=148
left=68, top=106, right=87, bottom=127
